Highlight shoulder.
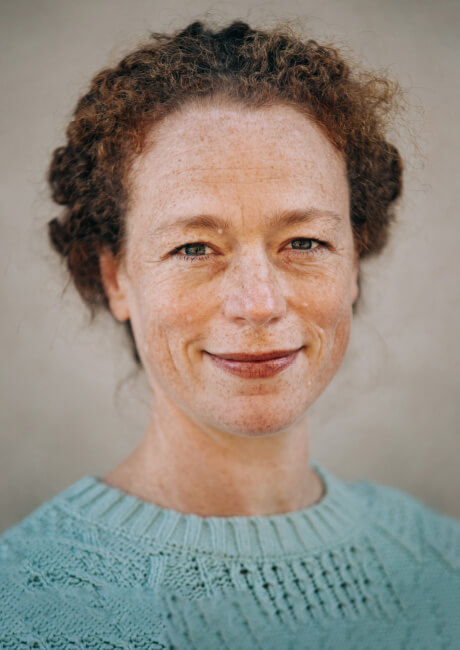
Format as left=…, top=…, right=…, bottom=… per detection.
left=0, top=475, right=104, bottom=564
left=0, top=486, right=86, bottom=586
left=0, top=497, right=65, bottom=642
left=0, top=490, right=159, bottom=647
left=349, top=476, right=460, bottom=570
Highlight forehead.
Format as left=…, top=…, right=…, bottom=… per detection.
left=127, top=103, right=349, bottom=224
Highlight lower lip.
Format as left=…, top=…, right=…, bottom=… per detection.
left=205, top=348, right=303, bottom=378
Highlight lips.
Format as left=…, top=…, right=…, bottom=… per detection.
left=207, top=348, right=303, bottom=362
left=205, top=347, right=303, bottom=378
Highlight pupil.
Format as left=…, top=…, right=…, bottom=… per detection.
left=294, top=239, right=311, bottom=249
left=187, top=244, right=204, bottom=255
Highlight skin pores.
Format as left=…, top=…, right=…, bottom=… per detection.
left=99, top=100, right=359, bottom=516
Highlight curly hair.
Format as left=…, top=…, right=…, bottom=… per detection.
left=47, top=19, right=404, bottom=367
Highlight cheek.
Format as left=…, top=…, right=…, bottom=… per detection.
left=130, top=271, right=215, bottom=355
left=154, top=276, right=214, bottom=329
left=298, top=272, right=354, bottom=393
left=298, top=270, right=352, bottom=330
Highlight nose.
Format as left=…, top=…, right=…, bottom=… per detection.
left=222, top=246, right=287, bottom=328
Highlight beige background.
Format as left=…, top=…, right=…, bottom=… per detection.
left=1, top=0, right=459, bottom=533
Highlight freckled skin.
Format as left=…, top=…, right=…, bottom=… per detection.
left=99, top=101, right=359, bottom=517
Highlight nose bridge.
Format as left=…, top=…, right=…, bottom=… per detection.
left=240, top=243, right=274, bottom=286
left=223, top=241, right=286, bottom=325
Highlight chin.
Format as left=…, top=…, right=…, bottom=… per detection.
left=204, top=394, right=307, bottom=437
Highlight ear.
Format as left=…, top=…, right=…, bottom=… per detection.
left=351, top=248, right=360, bottom=305
left=98, top=246, right=130, bottom=322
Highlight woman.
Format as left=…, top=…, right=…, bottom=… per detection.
left=1, top=19, right=459, bottom=649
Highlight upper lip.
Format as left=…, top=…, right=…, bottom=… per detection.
left=206, top=347, right=303, bottom=362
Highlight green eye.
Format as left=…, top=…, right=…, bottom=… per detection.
left=171, top=242, right=213, bottom=262
left=170, top=238, right=326, bottom=264
left=289, top=238, right=319, bottom=250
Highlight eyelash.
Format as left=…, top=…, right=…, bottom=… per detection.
left=170, top=238, right=327, bottom=263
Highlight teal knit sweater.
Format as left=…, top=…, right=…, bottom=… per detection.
left=1, top=461, right=459, bottom=649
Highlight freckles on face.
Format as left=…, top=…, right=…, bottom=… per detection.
left=120, top=102, right=357, bottom=428
left=123, top=246, right=216, bottom=395
left=292, top=253, right=355, bottom=378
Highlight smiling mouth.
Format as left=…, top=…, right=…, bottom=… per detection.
left=207, top=347, right=303, bottom=362
left=204, top=347, right=304, bottom=379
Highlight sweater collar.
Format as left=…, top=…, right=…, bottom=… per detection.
left=56, top=461, right=366, bottom=558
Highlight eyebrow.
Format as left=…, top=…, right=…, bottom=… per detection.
left=153, top=208, right=343, bottom=235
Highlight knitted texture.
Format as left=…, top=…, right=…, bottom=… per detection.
left=1, top=461, right=459, bottom=649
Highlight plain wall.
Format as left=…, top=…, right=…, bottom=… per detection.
left=1, top=0, right=459, bottom=532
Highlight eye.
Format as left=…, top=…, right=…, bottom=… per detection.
left=170, top=242, right=214, bottom=262
left=170, top=238, right=326, bottom=264
left=286, top=238, right=324, bottom=254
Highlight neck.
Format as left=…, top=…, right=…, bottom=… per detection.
left=102, top=394, right=324, bottom=517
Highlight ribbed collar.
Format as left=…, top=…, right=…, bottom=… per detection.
left=55, top=462, right=366, bottom=558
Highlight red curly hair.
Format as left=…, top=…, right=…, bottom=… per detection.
left=47, top=19, right=404, bottom=366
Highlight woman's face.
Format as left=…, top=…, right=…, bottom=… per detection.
left=102, top=101, right=359, bottom=437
